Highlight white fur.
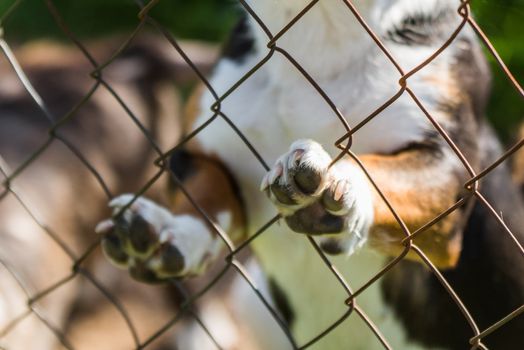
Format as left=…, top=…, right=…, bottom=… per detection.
left=106, top=195, right=222, bottom=276
left=229, top=258, right=295, bottom=350
left=175, top=300, right=241, bottom=350
left=158, top=215, right=215, bottom=276
left=374, top=0, right=459, bottom=33
left=191, top=1, right=467, bottom=348
left=323, top=159, right=375, bottom=255
left=216, top=211, right=232, bottom=232
left=108, top=194, right=174, bottom=234
left=196, top=1, right=469, bottom=163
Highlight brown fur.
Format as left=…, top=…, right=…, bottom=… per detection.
left=168, top=153, right=246, bottom=242
left=358, top=150, right=465, bottom=267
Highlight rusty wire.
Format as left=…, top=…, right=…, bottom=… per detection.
left=0, top=0, right=523, bottom=349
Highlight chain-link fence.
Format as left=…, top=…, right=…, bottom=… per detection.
left=0, top=0, right=523, bottom=349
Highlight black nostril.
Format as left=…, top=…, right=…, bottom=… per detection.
left=294, top=164, right=322, bottom=195
left=322, top=188, right=345, bottom=213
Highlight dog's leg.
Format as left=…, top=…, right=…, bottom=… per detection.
left=262, top=139, right=467, bottom=268
left=96, top=152, right=245, bottom=282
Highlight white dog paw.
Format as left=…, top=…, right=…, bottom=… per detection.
left=96, top=195, right=219, bottom=283
left=262, top=140, right=374, bottom=255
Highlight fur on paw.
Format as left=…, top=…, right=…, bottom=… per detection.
left=95, top=195, right=219, bottom=283
left=261, top=140, right=374, bottom=255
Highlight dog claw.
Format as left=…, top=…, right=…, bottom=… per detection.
left=333, top=180, right=349, bottom=202
left=288, top=149, right=305, bottom=170
left=269, top=163, right=284, bottom=184
left=95, top=219, right=115, bottom=235
left=260, top=174, right=270, bottom=191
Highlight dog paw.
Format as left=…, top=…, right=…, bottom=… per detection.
left=96, top=195, right=218, bottom=283
left=262, top=140, right=374, bottom=255
left=260, top=139, right=332, bottom=216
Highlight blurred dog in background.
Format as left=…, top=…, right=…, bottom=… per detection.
left=0, top=34, right=251, bottom=350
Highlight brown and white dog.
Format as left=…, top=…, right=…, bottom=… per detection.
left=97, top=1, right=524, bottom=349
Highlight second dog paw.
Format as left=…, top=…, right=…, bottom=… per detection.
left=96, top=195, right=220, bottom=283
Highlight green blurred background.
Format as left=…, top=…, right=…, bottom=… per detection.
left=0, top=0, right=522, bottom=140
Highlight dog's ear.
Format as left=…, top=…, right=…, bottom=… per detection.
left=105, top=33, right=218, bottom=87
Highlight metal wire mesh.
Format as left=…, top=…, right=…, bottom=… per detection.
left=0, top=0, right=523, bottom=349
